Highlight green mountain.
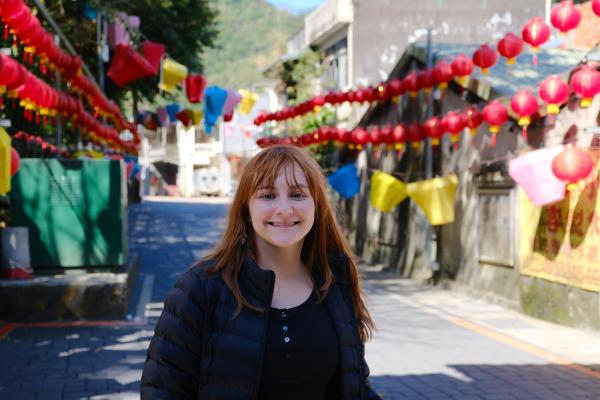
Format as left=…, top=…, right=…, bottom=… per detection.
left=202, top=0, right=304, bottom=89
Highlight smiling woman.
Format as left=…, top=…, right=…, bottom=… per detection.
left=141, top=145, right=382, bottom=400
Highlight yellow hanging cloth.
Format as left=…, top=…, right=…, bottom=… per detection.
left=159, top=57, right=188, bottom=93
left=407, top=174, right=458, bottom=225
left=191, top=109, right=204, bottom=125
left=370, top=171, right=407, bottom=212
left=238, top=89, right=259, bottom=115
left=0, top=128, right=11, bottom=194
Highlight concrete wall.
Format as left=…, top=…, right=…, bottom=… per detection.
left=352, top=0, right=544, bottom=86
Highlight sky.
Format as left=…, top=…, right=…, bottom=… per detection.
left=266, top=0, right=325, bottom=14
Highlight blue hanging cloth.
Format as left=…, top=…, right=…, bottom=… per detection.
left=165, top=103, right=181, bottom=125
left=203, top=86, right=228, bottom=134
left=83, top=4, right=97, bottom=20
left=327, top=164, right=360, bottom=199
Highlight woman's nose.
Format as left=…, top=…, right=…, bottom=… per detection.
left=275, top=197, right=293, bottom=214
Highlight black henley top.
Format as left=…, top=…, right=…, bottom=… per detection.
left=258, top=290, right=340, bottom=399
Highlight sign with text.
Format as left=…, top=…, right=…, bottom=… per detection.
left=519, top=176, right=600, bottom=292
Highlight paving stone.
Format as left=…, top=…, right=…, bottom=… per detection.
left=1, top=201, right=600, bottom=400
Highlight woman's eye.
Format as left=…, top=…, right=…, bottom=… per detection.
left=291, top=192, right=307, bottom=199
left=259, top=193, right=275, bottom=199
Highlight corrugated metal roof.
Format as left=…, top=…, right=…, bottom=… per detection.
left=424, top=43, right=588, bottom=98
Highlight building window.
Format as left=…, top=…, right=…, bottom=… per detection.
left=323, top=37, right=348, bottom=90
left=477, top=188, right=515, bottom=267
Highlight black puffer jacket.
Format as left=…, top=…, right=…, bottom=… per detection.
left=141, top=255, right=381, bottom=400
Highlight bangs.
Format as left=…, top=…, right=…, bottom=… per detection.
left=250, top=150, right=313, bottom=193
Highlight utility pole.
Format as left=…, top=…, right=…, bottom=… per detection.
left=424, top=27, right=439, bottom=273
left=96, top=11, right=105, bottom=92
left=54, top=35, right=62, bottom=158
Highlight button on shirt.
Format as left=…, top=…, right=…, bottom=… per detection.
left=258, top=290, right=340, bottom=400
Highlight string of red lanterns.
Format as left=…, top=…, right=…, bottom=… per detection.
left=0, top=53, right=136, bottom=154
left=12, top=130, right=69, bottom=157
left=258, top=61, right=600, bottom=151
left=254, top=1, right=599, bottom=128
left=0, top=0, right=139, bottom=144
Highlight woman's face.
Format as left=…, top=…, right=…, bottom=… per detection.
left=248, top=163, right=316, bottom=251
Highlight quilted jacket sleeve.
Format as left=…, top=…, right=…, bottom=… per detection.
left=141, top=268, right=207, bottom=399
left=363, top=353, right=383, bottom=400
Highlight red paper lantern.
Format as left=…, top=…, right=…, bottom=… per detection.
left=423, top=117, right=444, bottom=146
left=380, top=125, right=393, bottom=150
left=417, top=69, right=437, bottom=94
left=392, top=124, right=407, bottom=153
left=472, top=44, right=498, bottom=75
left=482, top=100, right=508, bottom=146
left=406, top=122, right=424, bottom=149
left=344, top=90, right=355, bottom=103
left=388, top=79, right=404, bottom=101
left=0, top=54, right=26, bottom=90
left=433, top=61, right=454, bottom=89
left=185, top=74, right=206, bottom=103
left=403, top=71, right=421, bottom=98
left=377, top=84, right=391, bottom=102
left=339, top=128, right=352, bottom=145
left=354, top=88, right=367, bottom=103
left=351, top=127, right=369, bottom=150
left=593, top=0, right=600, bottom=17
left=551, top=145, right=595, bottom=190
left=0, top=0, right=25, bottom=20
left=463, top=107, right=483, bottom=137
left=10, top=147, right=20, bottom=176
left=522, top=17, right=551, bottom=54
left=497, top=33, right=523, bottom=65
left=570, top=66, right=600, bottom=108
left=550, top=1, right=581, bottom=34
left=451, top=54, right=474, bottom=85
left=510, top=89, right=539, bottom=140
left=364, top=87, right=378, bottom=103
left=313, top=95, right=326, bottom=107
left=538, top=75, right=569, bottom=117
left=368, top=126, right=382, bottom=147
left=442, top=111, right=465, bottom=144
left=256, top=137, right=270, bottom=148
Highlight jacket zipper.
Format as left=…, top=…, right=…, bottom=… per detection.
left=251, top=272, right=275, bottom=400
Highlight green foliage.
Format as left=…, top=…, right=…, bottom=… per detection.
left=281, top=47, right=322, bottom=103
left=94, top=0, right=218, bottom=107
left=202, top=0, right=303, bottom=89
left=43, top=0, right=218, bottom=106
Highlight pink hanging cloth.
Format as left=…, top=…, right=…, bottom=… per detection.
left=508, top=145, right=566, bottom=206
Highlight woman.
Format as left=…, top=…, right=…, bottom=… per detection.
left=141, top=145, right=381, bottom=400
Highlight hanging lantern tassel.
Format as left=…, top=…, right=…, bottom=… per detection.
left=3, top=25, right=8, bottom=40
left=374, top=145, right=381, bottom=161
left=490, top=127, right=499, bottom=147
left=396, top=143, right=405, bottom=158
left=519, top=116, right=530, bottom=141
left=451, top=134, right=460, bottom=150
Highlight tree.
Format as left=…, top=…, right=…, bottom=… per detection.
left=44, top=0, right=219, bottom=108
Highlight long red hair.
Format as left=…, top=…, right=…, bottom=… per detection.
left=203, top=145, right=373, bottom=341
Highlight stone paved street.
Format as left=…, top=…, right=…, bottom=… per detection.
left=1, top=198, right=599, bottom=399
